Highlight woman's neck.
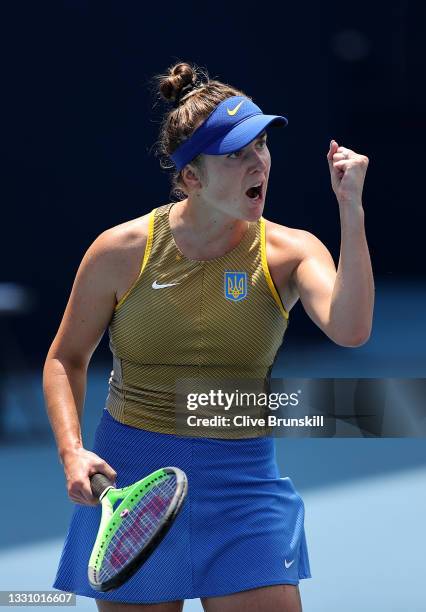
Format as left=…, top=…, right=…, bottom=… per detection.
left=168, top=198, right=249, bottom=260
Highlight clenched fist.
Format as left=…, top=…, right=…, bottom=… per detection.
left=327, top=140, right=369, bottom=206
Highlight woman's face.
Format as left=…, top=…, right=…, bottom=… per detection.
left=187, top=131, right=271, bottom=222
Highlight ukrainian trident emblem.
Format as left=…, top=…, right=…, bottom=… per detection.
left=224, top=271, right=248, bottom=302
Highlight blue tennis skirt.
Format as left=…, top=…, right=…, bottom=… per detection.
left=53, top=408, right=311, bottom=604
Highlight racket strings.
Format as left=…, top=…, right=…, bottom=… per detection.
left=99, top=475, right=177, bottom=582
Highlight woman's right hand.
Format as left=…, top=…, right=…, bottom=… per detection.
left=62, top=448, right=117, bottom=506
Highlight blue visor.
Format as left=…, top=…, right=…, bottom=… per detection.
left=170, top=96, right=288, bottom=172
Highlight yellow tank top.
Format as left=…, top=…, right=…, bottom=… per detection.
left=105, top=202, right=289, bottom=438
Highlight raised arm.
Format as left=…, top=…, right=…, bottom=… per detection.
left=266, top=140, right=374, bottom=347
left=292, top=223, right=373, bottom=347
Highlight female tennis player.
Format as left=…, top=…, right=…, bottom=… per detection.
left=43, top=61, right=373, bottom=611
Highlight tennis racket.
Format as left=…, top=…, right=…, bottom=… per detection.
left=88, top=466, right=188, bottom=592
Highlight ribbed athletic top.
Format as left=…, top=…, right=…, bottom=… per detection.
left=105, top=202, right=289, bottom=438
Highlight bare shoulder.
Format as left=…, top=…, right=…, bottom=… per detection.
left=263, top=217, right=335, bottom=310
left=263, top=217, right=326, bottom=262
left=75, top=210, right=154, bottom=310
left=263, top=217, right=312, bottom=285
left=86, top=212, right=150, bottom=281
left=91, top=212, right=151, bottom=261
left=264, top=217, right=336, bottom=275
left=45, top=211, right=156, bottom=367
left=264, top=216, right=336, bottom=279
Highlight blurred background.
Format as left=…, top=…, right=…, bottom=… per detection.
left=1, top=1, right=425, bottom=611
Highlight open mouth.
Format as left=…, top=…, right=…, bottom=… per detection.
left=245, top=182, right=264, bottom=202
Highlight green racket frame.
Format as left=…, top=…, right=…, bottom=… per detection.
left=88, top=466, right=188, bottom=591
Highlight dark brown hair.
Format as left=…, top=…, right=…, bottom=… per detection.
left=151, top=61, right=250, bottom=201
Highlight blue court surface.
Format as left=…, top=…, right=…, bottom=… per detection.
left=0, top=280, right=425, bottom=611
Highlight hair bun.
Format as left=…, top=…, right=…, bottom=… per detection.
left=158, top=62, right=198, bottom=105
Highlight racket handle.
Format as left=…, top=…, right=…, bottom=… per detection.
left=90, top=473, right=114, bottom=499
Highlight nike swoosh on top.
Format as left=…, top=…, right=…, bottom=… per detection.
left=227, top=101, right=244, bottom=116
left=152, top=280, right=179, bottom=289
left=284, top=559, right=295, bottom=568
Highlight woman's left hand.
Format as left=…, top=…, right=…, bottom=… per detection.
left=327, top=140, right=369, bottom=206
